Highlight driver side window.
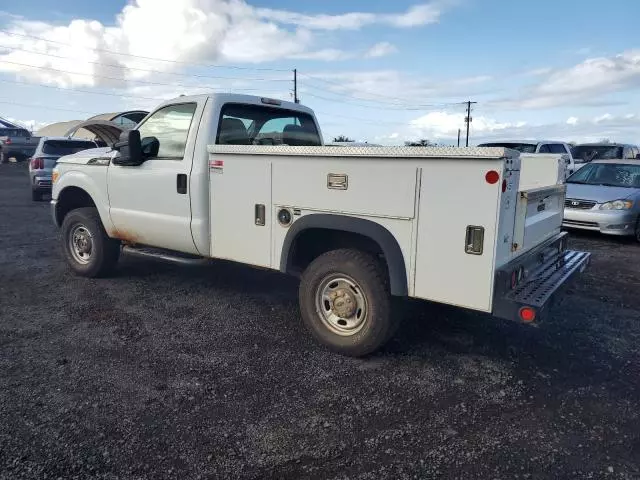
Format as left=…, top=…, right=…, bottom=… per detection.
left=136, top=103, right=197, bottom=159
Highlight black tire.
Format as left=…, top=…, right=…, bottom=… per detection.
left=299, top=249, right=397, bottom=357
left=0, top=150, right=5, bottom=164
left=635, top=217, right=640, bottom=244
left=31, top=190, right=42, bottom=201
left=61, top=207, right=121, bottom=277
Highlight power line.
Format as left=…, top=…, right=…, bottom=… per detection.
left=302, top=82, right=464, bottom=109
left=0, top=78, right=164, bottom=101
left=0, top=99, right=98, bottom=115
left=0, top=29, right=290, bottom=72
left=313, top=110, right=412, bottom=126
left=299, top=73, right=460, bottom=107
left=0, top=45, right=291, bottom=83
left=302, top=91, right=462, bottom=112
left=0, top=59, right=294, bottom=93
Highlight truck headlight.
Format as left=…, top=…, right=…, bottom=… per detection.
left=599, top=200, right=633, bottom=210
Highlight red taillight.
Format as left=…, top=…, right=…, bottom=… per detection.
left=4, top=138, right=11, bottom=145
left=485, top=170, right=500, bottom=184
left=30, top=157, right=44, bottom=169
left=519, top=307, right=536, bottom=323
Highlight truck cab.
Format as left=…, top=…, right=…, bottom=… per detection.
left=51, top=94, right=590, bottom=357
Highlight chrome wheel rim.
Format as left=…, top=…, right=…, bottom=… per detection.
left=315, top=274, right=368, bottom=336
left=69, top=224, right=93, bottom=265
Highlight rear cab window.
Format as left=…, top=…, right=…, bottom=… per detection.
left=42, top=140, right=97, bottom=156
left=547, top=144, right=567, bottom=154
left=478, top=143, right=537, bottom=154
left=216, top=103, right=321, bottom=146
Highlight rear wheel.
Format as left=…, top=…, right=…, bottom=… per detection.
left=61, top=207, right=121, bottom=277
left=299, top=249, right=397, bottom=357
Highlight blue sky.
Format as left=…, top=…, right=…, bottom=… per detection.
left=1, top=0, right=639, bottom=144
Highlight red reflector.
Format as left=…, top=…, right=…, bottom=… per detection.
left=485, top=170, right=500, bottom=184
left=5, top=138, right=11, bottom=145
left=519, top=307, right=536, bottom=323
left=502, top=179, right=507, bottom=193
left=209, top=160, right=223, bottom=168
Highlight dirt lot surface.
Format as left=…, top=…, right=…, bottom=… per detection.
left=1, top=162, right=639, bottom=479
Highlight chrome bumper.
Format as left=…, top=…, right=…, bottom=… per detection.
left=493, top=232, right=591, bottom=323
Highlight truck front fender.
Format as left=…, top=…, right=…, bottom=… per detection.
left=280, top=214, right=408, bottom=296
left=53, top=169, right=113, bottom=232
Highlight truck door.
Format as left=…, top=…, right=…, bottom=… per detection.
left=107, top=102, right=204, bottom=254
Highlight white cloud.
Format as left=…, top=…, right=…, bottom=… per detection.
left=505, top=50, right=640, bottom=109
left=257, top=2, right=446, bottom=30
left=404, top=111, right=640, bottom=145
left=0, top=1, right=455, bottom=89
left=387, top=4, right=443, bottom=27
left=410, top=111, right=517, bottom=139
left=301, top=70, right=493, bottom=106
left=365, top=42, right=397, bottom=58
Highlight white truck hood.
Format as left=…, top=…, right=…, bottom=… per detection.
left=56, top=147, right=115, bottom=165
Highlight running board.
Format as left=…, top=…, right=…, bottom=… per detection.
left=122, top=246, right=209, bottom=266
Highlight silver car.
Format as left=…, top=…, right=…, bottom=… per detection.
left=563, top=159, right=640, bottom=242
left=28, top=137, right=97, bottom=201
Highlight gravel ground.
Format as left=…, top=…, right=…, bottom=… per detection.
left=1, top=161, right=639, bottom=480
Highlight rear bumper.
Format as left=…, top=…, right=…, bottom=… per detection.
left=32, top=175, right=52, bottom=191
left=563, top=208, right=637, bottom=236
left=492, top=232, right=590, bottom=323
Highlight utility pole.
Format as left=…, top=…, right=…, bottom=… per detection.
left=457, top=129, right=461, bottom=147
left=293, top=69, right=299, bottom=104
left=465, top=100, right=477, bottom=147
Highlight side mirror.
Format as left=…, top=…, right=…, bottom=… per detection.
left=113, top=130, right=142, bottom=166
left=141, top=136, right=160, bottom=158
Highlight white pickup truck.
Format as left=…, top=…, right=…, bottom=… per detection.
left=51, top=94, right=590, bottom=356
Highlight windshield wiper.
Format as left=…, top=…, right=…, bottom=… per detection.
left=566, top=180, right=588, bottom=184
left=598, top=182, right=631, bottom=188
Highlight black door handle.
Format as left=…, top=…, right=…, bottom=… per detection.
left=177, top=174, right=187, bottom=194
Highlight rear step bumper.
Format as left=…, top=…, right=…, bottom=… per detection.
left=492, top=233, right=591, bottom=324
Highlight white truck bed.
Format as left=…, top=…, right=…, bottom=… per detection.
left=207, top=144, right=568, bottom=313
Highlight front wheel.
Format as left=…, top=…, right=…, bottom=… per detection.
left=299, top=249, right=397, bottom=357
left=61, top=207, right=121, bottom=277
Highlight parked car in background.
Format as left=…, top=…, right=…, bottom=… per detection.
left=0, top=127, right=40, bottom=163
left=28, top=137, right=97, bottom=201
left=477, top=140, right=576, bottom=176
left=571, top=143, right=639, bottom=169
left=563, top=159, right=640, bottom=242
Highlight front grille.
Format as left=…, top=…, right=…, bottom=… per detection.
left=563, top=220, right=598, bottom=228
left=564, top=198, right=596, bottom=210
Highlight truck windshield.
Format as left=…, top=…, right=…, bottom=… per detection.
left=571, top=145, right=624, bottom=163
left=478, top=142, right=537, bottom=153
left=566, top=163, right=640, bottom=188
left=217, top=103, right=321, bottom=146
left=42, top=140, right=96, bottom=156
